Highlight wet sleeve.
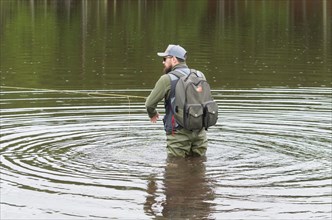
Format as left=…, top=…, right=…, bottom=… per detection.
left=145, top=75, right=170, bottom=118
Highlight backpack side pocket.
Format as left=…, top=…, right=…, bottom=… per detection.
left=203, top=101, right=218, bottom=129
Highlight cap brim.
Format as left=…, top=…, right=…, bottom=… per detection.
left=157, top=52, right=168, bottom=57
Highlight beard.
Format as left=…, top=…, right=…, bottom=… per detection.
left=163, top=65, right=173, bottom=74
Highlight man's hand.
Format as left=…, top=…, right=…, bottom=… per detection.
left=150, top=113, right=159, bottom=123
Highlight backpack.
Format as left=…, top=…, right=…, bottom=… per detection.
left=171, top=69, right=218, bottom=131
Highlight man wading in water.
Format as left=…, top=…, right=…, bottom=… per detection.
left=145, top=44, right=208, bottom=157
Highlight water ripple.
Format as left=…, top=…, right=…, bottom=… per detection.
left=1, top=87, right=331, bottom=219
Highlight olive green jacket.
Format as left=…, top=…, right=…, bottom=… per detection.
left=145, top=63, right=189, bottom=118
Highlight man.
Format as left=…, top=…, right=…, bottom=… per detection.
left=145, top=44, right=208, bottom=157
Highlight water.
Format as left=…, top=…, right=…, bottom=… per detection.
left=1, top=87, right=331, bottom=219
left=1, top=0, right=332, bottom=219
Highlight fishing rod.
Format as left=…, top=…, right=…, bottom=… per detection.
left=0, top=85, right=147, bottom=100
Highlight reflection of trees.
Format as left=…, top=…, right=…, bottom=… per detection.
left=1, top=0, right=330, bottom=89
left=144, top=157, right=215, bottom=219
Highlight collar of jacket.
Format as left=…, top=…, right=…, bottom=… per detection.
left=171, top=63, right=188, bottom=71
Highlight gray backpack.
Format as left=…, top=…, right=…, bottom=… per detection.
left=171, top=69, right=218, bottom=131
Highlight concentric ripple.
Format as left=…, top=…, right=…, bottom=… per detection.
left=1, top=87, right=331, bottom=219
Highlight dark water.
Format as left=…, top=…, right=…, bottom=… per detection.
left=1, top=0, right=331, bottom=219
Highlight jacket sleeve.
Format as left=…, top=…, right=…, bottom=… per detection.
left=145, top=75, right=170, bottom=118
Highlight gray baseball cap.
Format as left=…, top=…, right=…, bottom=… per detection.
left=157, top=44, right=187, bottom=60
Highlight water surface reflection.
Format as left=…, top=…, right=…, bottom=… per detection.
left=145, top=157, right=215, bottom=219
left=1, top=0, right=330, bottom=89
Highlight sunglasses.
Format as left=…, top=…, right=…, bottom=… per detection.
left=163, top=56, right=173, bottom=61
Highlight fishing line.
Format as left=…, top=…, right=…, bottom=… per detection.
left=1, top=85, right=158, bottom=156
left=0, top=85, right=147, bottom=100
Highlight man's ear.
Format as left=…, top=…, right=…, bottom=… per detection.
left=171, top=56, right=179, bottom=65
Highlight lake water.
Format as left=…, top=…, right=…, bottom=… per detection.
left=1, top=0, right=331, bottom=219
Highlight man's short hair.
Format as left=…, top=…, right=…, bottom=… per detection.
left=175, top=56, right=186, bottom=63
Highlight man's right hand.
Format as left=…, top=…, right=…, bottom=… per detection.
left=150, top=113, right=159, bottom=123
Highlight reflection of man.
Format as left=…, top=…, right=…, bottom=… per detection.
left=144, top=157, right=215, bottom=219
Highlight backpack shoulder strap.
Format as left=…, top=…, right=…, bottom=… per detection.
left=168, top=72, right=179, bottom=81
left=168, top=70, right=189, bottom=84
left=171, top=69, right=189, bottom=78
